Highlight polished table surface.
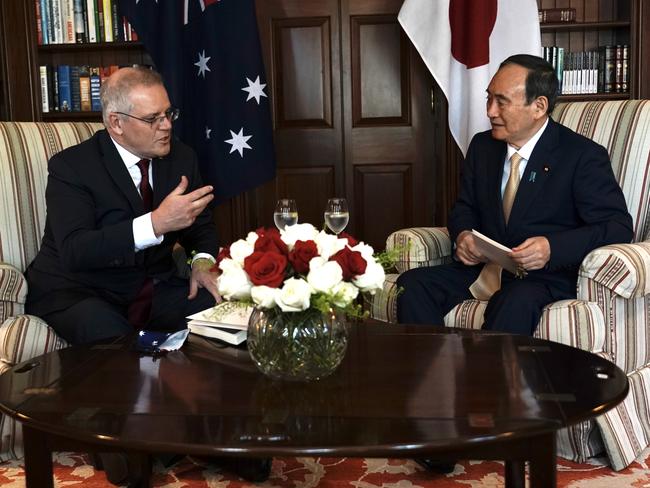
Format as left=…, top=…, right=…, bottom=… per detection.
left=0, top=323, right=629, bottom=487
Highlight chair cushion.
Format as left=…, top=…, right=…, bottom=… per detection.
left=0, top=315, right=68, bottom=367
left=386, top=227, right=453, bottom=274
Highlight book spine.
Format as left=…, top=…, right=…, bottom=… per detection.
left=96, top=0, right=105, bottom=42
left=73, top=0, right=85, bottom=43
left=51, top=0, right=62, bottom=44
left=57, top=65, right=72, bottom=111
left=111, top=0, right=121, bottom=41
left=621, top=45, right=629, bottom=93
left=79, top=65, right=91, bottom=111
left=85, top=0, right=96, bottom=42
left=51, top=65, right=59, bottom=111
left=555, top=47, right=564, bottom=94
left=34, top=0, right=43, bottom=45
left=90, top=67, right=102, bottom=111
left=538, top=8, right=576, bottom=24
left=64, top=0, right=75, bottom=43
left=615, top=45, right=624, bottom=93
left=39, top=65, right=49, bottom=113
left=603, top=45, right=616, bottom=93
left=70, top=65, right=81, bottom=111
left=102, top=0, right=113, bottom=42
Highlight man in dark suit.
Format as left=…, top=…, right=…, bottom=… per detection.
left=397, top=54, right=633, bottom=337
left=25, top=67, right=271, bottom=484
left=26, top=67, right=220, bottom=343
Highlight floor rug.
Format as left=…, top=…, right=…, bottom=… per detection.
left=0, top=450, right=649, bottom=487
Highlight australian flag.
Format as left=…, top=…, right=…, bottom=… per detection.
left=120, top=0, right=276, bottom=204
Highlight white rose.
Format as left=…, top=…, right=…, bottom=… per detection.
left=351, top=242, right=375, bottom=260
left=331, top=281, right=359, bottom=307
left=280, top=223, right=319, bottom=248
left=229, top=238, right=255, bottom=265
left=352, top=261, right=385, bottom=294
left=217, top=259, right=252, bottom=300
left=314, top=231, right=347, bottom=259
left=251, top=285, right=277, bottom=309
left=276, top=278, right=312, bottom=312
left=307, top=259, right=343, bottom=293
left=245, top=231, right=260, bottom=246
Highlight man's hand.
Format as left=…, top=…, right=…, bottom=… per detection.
left=510, top=236, right=551, bottom=271
left=151, top=176, right=214, bottom=236
left=455, top=230, right=487, bottom=265
left=188, top=258, right=222, bottom=303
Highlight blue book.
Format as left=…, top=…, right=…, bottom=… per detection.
left=57, top=65, right=71, bottom=112
left=90, top=67, right=101, bottom=111
left=40, top=0, right=49, bottom=44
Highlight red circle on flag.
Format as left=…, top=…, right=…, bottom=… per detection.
left=449, top=0, right=498, bottom=69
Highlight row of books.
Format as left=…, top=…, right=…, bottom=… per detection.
left=539, top=7, right=576, bottom=24
left=35, top=0, right=138, bottom=45
left=40, top=64, right=121, bottom=113
left=543, top=45, right=629, bottom=95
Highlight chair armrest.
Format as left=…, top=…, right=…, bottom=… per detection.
left=0, top=263, right=27, bottom=306
left=578, top=240, right=650, bottom=299
left=386, top=227, right=452, bottom=273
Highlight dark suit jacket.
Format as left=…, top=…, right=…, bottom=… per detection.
left=26, top=129, right=218, bottom=317
left=448, top=118, right=633, bottom=297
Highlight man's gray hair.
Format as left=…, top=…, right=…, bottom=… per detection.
left=100, top=67, right=164, bottom=125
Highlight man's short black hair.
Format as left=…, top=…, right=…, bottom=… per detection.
left=499, top=54, right=559, bottom=114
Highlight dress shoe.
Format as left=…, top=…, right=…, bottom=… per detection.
left=415, top=458, right=456, bottom=474
left=205, top=456, right=272, bottom=482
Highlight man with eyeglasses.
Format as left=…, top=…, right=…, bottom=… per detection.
left=25, top=67, right=272, bottom=484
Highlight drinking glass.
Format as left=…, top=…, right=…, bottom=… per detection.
left=273, top=198, right=298, bottom=230
left=324, top=198, right=349, bottom=235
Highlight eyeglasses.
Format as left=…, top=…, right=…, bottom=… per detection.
left=115, top=107, right=180, bottom=128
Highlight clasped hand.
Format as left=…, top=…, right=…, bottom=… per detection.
left=151, top=175, right=214, bottom=236
left=455, top=231, right=550, bottom=271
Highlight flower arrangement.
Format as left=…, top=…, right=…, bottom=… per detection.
left=214, top=223, right=386, bottom=318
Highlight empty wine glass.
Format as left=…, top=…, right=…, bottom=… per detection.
left=273, top=198, right=298, bottom=230
left=324, top=198, right=349, bottom=235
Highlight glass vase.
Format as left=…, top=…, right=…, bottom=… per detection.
left=247, top=307, right=349, bottom=381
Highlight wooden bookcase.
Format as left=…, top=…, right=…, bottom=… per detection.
left=0, top=0, right=151, bottom=121
left=538, top=0, right=642, bottom=100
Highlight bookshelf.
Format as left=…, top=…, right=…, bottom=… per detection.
left=538, top=0, right=639, bottom=100
left=0, top=0, right=151, bottom=121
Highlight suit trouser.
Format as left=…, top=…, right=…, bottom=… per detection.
left=42, top=277, right=216, bottom=345
left=395, top=261, right=574, bottom=336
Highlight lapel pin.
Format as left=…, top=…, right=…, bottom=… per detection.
left=543, top=165, right=550, bottom=173
left=529, top=171, right=536, bottom=182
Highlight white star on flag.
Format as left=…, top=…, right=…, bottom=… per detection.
left=139, top=331, right=145, bottom=336
left=241, top=76, right=267, bottom=104
left=205, top=126, right=212, bottom=139
left=194, top=50, right=211, bottom=78
left=225, top=128, right=252, bottom=157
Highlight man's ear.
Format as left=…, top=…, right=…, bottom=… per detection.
left=533, top=96, right=549, bottom=119
left=107, top=112, right=124, bottom=135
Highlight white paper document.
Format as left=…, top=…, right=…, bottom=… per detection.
left=471, top=229, right=520, bottom=275
left=188, top=323, right=247, bottom=346
left=186, top=303, right=253, bottom=331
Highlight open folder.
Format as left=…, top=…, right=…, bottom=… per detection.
left=471, top=229, right=522, bottom=276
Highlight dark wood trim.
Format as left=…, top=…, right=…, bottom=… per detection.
left=540, top=20, right=630, bottom=31
left=38, top=41, right=144, bottom=52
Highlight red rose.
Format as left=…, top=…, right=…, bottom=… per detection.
left=215, top=245, right=231, bottom=266
left=289, top=240, right=319, bottom=274
left=244, top=251, right=288, bottom=287
left=254, top=228, right=289, bottom=255
left=339, top=232, right=359, bottom=247
left=330, top=247, right=367, bottom=281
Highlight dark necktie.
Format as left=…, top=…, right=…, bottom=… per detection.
left=127, top=159, right=154, bottom=329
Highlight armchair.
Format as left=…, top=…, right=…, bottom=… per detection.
left=371, top=100, right=650, bottom=471
left=0, top=121, right=103, bottom=460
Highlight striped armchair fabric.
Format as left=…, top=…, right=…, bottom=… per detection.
left=371, top=100, right=650, bottom=471
left=0, top=121, right=103, bottom=460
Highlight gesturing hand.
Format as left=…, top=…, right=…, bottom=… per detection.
left=151, top=176, right=214, bottom=236
left=510, top=236, right=551, bottom=271
left=189, top=259, right=222, bottom=303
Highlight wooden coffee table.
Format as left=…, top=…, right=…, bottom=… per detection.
left=0, top=324, right=628, bottom=487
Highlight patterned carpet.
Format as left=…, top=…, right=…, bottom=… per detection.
left=0, top=450, right=649, bottom=487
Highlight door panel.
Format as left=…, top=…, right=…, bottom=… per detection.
left=253, top=0, right=435, bottom=251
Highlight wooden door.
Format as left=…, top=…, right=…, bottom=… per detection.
left=252, top=0, right=436, bottom=250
